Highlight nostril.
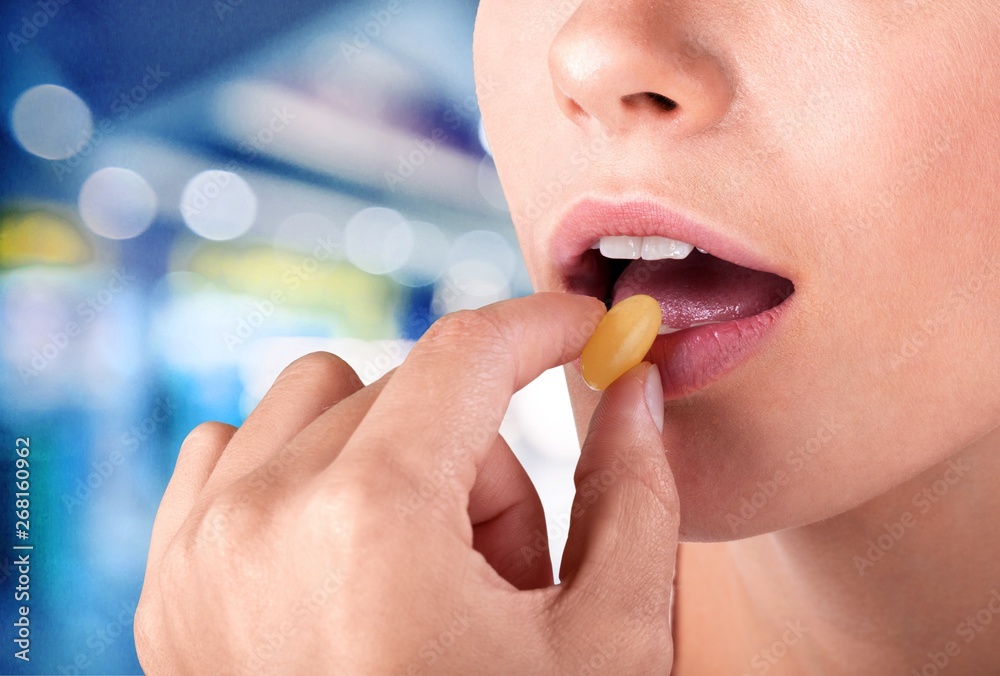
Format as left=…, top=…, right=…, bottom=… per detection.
left=622, top=91, right=679, bottom=114
left=645, top=92, right=678, bottom=112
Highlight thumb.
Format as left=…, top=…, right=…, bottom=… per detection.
left=552, top=362, right=679, bottom=669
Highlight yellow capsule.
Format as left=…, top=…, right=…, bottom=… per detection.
left=580, top=294, right=662, bottom=391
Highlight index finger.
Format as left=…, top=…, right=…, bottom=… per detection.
left=333, top=292, right=605, bottom=511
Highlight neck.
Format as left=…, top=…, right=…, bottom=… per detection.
left=675, top=429, right=1000, bottom=675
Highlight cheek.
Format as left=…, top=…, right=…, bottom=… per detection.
left=675, top=12, right=1000, bottom=540
left=474, top=1, right=580, bottom=285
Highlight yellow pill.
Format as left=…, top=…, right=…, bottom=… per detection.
left=580, top=294, right=662, bottom=391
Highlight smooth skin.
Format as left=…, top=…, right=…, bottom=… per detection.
left=474, top=0, right=1000, bottom=673
left=138, top=1, right=1000, bottom=674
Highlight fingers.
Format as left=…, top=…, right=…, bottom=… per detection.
left=246, top=372, right=392, bottom=491
left=202, top=352, right=363, bottom=496
left=469, top=435, right=552, bottom=590
left=334, top=293, right=605, bottom=516
left=552, top=363, right=678, bottom=669
left=145, top=421, right=236, bottom=571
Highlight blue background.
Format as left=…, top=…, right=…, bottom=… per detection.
left=0, top=1, right=591, bottom=673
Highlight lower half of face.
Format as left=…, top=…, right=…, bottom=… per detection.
left=473, top=0, right=1000, bottom=540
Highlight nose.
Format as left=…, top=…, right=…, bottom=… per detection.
left=548, top=1, right=733, bottom=139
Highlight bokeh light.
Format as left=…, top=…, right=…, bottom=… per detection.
left=274, top=212, right=341, bottom=257
left=389, top=220, right=449, bottom=287
left=10, top=84, right=94, bottom=160
left=433, top=259, right=511, bottom=313
left=344, top=206, right=413, bottom=275
left=78, top=167, right=158, bottom=240
left=448, top=229, right=516, bottom=279
left=180, top=170, right=257, bottom=240
left=477, top=156, right=508, bottom=212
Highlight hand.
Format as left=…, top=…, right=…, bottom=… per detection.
left=135, top=292, right=679, bottom=675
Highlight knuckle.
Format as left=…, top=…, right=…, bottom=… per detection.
left=132, top=594, right=160, bottom=668
left=181, top=421, right=235, bottom=453
left=283, top=351, right=362, bottom=390
left=182, top=491, right=278, bottom=584
left=304, top=480, right=373, bottom=522
left=189, top=491, right=255, bottom=551
left=425, top=309, right=511, bottom=356
left=302, top=479, right=391, bottom=549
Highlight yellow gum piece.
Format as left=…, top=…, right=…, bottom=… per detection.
left=580, top=294, right=663, bottom=391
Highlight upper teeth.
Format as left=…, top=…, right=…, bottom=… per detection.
left=591, top=236, right=696, bottom=260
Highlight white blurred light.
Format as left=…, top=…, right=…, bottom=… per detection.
left=344, top=207, right=413, bottom=275
left=432, top=260, right=511, bottom=313
left=477, top=156, right=509, bottom=212
left=78, top=167, right=157, bottom=240
left=238, top=337, right=413, bottom=417
left=10, top=84, right=93, bottom=160
left=477, top=118, right=492, bottom=156
left=152, top=291, right=243, bottom=370
left=150, top=271, right=209, bottom=302
left=448, top=230, right=516, bottom=279
left=180, top=170, right=257, bottom=241
left=389, top=220, right=449, bottom=287
left=274, top=212, right=341, bottom=256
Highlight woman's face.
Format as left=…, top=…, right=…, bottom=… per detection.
left=473, top=1, right=1000, bottom=540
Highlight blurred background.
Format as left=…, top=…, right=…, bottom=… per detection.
left=0, top=1, right=583, bottom=673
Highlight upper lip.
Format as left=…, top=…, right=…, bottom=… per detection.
left=549, top=196, right=793, bottom=293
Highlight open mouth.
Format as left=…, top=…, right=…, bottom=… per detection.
left=553, top=199, right=795, bottom=398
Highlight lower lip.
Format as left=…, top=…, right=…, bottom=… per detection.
left=644, top=299, right=791, bottom=400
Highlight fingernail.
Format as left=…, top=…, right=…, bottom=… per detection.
left=645, top=364, right=664, bottom=434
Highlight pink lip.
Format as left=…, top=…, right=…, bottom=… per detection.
left=550, top=197, right=792, bottom=282
left=646, top=301, right=792, bottom=399
left=550, top=196, right=794, bottom=399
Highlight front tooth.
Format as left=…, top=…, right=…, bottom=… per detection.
left=599, top=236, right=642, bottom=259
left=657, top=320, right=724, bottom=335
left=640, top=236, right=695, bottom=260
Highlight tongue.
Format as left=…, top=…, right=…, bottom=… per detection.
left=611, top=254, right=794, bottom=328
